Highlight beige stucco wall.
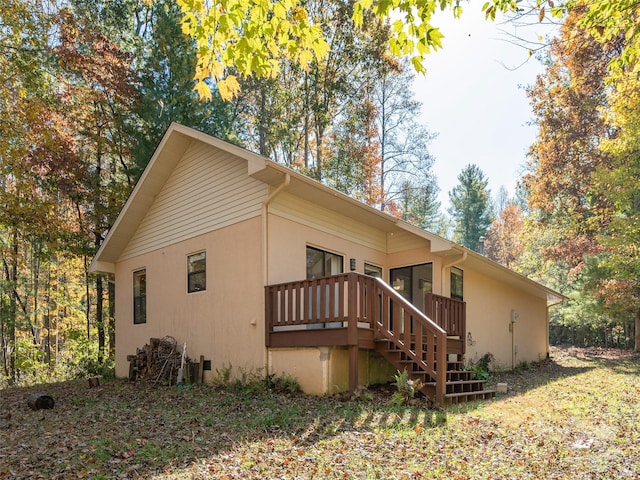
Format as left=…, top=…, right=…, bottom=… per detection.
left=114, top=217, right=265, bottom=381
left=266, top=212, right=389, bottom=284
left=268, top=347, right=396, bottom=395
left=462, top=267, right=549, bottom=369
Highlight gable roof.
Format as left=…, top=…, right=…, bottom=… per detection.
left=90, top=123, right=565, bottom=306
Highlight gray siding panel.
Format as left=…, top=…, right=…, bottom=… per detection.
left=120, top=142, right=267, bottom=260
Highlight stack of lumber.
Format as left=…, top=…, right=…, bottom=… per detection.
left=127, top=336, right=186, bottom=385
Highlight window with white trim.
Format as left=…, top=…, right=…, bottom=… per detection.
left=451, top=266, right=464, bottom=301
left=306, top=246, right=343, bottom=279
left=188, top=252, right=206, bottom=293
left=133, top=269, right=146, bottom=324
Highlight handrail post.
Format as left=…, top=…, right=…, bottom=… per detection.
left=461, top=301, right=467, bottom=355
left=347, top=273, right=359, bottom=393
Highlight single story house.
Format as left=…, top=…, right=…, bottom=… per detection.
left=90, top=123, right=564, bottom=404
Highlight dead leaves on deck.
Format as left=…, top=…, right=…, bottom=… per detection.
left=1, top=346, right=639, bottom=479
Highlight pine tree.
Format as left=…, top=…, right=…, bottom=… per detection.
left=448, top=164, right=493, bottom=251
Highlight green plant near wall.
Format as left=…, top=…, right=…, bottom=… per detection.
left=390, top=369, right=423, bottom=406
left=467, top=352, right=494, bottom=380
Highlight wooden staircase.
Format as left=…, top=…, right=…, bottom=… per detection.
left=375, top=337, right=496, bottom=405
left=265, top=272, right=495, bottom=405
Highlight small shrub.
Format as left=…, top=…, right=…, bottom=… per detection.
left=390, top=369, right=422, bottom=406
left=264, top=372, right=301, bottom=394
left=467, top=352, right=494, bottom=380
left=230, top=368, right=266, bottom=395
left=351, top=385, right=374, bottom=402
left=213, top=363, right=233, bottom=386
left=476, top=352, right=495, bottom=371
left=213, top=365, right=301, bottom=395
left=468, top=363, right=490, bottom=380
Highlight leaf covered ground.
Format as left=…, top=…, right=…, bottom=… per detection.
left=1, top=346, right=639, bottom=480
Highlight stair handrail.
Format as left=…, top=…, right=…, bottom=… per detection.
left=371, top=277, right=447, bottom=405
left=265, top=273, right=448, bottom=404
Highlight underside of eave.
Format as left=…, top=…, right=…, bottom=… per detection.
left=546, top=292, right=567, bottom=307
left=457, top=249, right=565, bottom=307
left=89, top=260, right=115, bottom=274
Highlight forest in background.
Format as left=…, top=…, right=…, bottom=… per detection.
left=1, top=0, right=639, bottom=386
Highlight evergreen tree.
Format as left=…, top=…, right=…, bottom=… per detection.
left=448, top=164, right=493, bottom=251
left=397, top=179, right=442, bottom=233
left=134, top=0, right=237, bottom=175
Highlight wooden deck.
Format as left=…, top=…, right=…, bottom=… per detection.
left=265, top=273, right=494, bottom=405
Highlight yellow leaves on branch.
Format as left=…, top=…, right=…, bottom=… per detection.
left=217, top=75, right=240, bottom=100
left=177, top=0, right=525, bottom=101
left=176, top=0, right=329, bottom=101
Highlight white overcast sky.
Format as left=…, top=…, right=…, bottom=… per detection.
left=412, top=7, right=558, bottom=209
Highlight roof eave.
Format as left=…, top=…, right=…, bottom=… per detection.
left=460, top=247, right=567, bottom=306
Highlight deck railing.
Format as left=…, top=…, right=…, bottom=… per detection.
left=424, top=293, right=466, bottom=340
left=264, top=273, right=363, bottom=330
left=265, top=272, right=448, bottom=403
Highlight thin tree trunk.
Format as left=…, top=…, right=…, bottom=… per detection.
left=108, top=276, right=115, bottom=359
left=8, top=231, right=18, bottom=384
left=303, top=73, right=310, bottom=170
left=96, top=274, right=104, bottom=364
left=635, top=308, right=640, bottom=353
left=84, top=257, right=91, bottom=346
left=1, top=262, right=7, bottom=378
left=258, top=85, right=267, bottom=156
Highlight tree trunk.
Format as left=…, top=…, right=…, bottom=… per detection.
left=258, top=85, right=267, bottom=156
left=84, top=257, right=91, bottom=351
left=635, top=308, right=640, bottom=353
left=303, top=73, right=310, bottom=170
left=8, top=231, right=18, bottom=384
left=0, top=265, right=7, bottom=378
left=96, top=274, right=104, bottom=364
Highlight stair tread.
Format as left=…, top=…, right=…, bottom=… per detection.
left=375, top=334, right=494, bottom=405
left=447, top=379, right=488, bottom=385
left=445, top=390, right=496, bottom=398
left=423, top=379, right=488, bottom=386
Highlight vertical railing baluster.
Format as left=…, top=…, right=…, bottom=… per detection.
left=286, top=283, right=293, bottom=324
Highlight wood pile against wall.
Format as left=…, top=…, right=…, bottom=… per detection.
left=127, top=336, right=203, bottom=385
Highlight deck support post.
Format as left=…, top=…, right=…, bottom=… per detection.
left=347, top=273, right=359, bottom=392
left=348, top=345, right=358, bottom=393
left=435, top=331, right=447, bottom=406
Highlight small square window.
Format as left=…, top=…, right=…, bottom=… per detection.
left=364, top=263, right=383, bottom=278
left=188, top=252, right=206, bottom=293
left=133, top=269, right=146, bottom=324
